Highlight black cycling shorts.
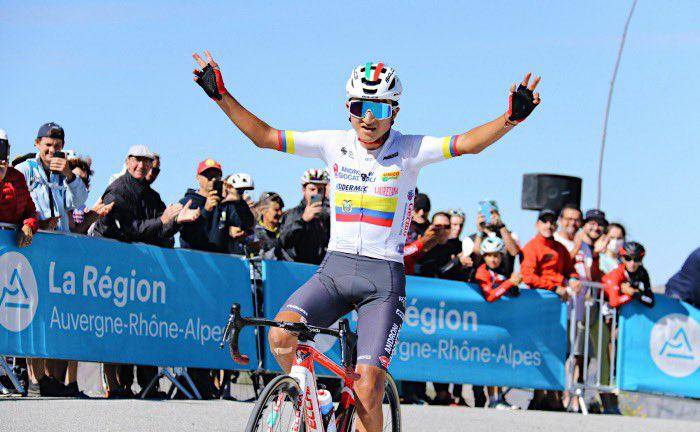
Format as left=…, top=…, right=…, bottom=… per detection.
left=280, top=251, right=406, bottom=371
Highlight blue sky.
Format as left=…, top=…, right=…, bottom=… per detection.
left=1, top=1, right=698, bottom=283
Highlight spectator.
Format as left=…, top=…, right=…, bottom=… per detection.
left=471, top=202, right=520, bottom=274
left=67, top=156, right=113, bottom=234
left=254, top=191, right=284, bottom=259
left=475, top=237, right=521, bottom=409
left=415, top=212, right=472, bottom=281
left=447, top=208, right=466, bottom=251
left=600, top=222, right=626, bottom=274
left=278, top=169, right=330, bottom=264
left=521, top=209, right=580, bottom=299
left=227, top=172, right=256, bottom=215
left=603, top=242, right=655, bottom=308
left=407, top=191, right=431, bottom=243
left=553, top=204, right=582, bottom=251
left=14, top=123, right=88, bottom=397
left=16, top=122, right=88, bottom=232
left=665, top=247, right=700, bottom=308
left=0, top=129, right=37, bottom=248
left=146, top=153, right=160, bottom=185
left=92, top=144, right=199, bottom=398
left=178, top=159, right=255, bottom=255
left=521, top=209, right=581, bottom=411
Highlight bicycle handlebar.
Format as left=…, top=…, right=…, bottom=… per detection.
left=221, top=303, right=358, bottom=369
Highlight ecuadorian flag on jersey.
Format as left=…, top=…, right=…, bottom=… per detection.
left=334, top=192, right=398, bottom=227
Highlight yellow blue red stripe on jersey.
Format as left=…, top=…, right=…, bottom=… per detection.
left=334, top=192, right=397, bottom=227
left=276, top=130, right=295, bottom=154
left=442, top=135, right=460, bottom=159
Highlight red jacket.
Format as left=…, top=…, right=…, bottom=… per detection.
left=475, top=263, right=514, bottom=302
left=521, top=234, right=577, bottom=290
left=0, top=167, right=38, bottom=232
left=602, top=265, right=633, bottom=307
left=404, top=239, right=427, bottom=275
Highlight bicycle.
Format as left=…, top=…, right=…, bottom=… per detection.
left=221, top=303, right=401, bottom=432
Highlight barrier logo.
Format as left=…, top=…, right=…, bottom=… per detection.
left=650, top=313, right=700, bottom=378
left=0, top=251, right=39, bottom=332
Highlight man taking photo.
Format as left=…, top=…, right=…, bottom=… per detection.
left=278, top=168, right=330, bottom=264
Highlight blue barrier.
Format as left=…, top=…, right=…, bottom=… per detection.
left=617, top=295, right=700, bottom=398
left=0, top=230, right=257, bottom=369
left=262, top=259, right=568, bottom=389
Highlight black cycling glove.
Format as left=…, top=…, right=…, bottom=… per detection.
left=507, top=84, right=539, bottom=124
left=195, top=65, right=228, bottom=101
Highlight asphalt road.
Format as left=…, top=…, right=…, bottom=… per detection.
left=1, top=398, right=695, bottom=432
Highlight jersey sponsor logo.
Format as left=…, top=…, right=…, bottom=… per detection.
left=357, top=354, right=372, bottom=361
left=395, top=243, right=404, bottom=254
left=374, top=186, right=398, bottom=197
left=379, top=355, right=391, bottom=369
left=407, top=190, right=414, bottom=201
left=337, top=183, right=368, bottom=193
left=395, top=308, right=405, bottom=320
left=304, top=386, right=318, bottom=429
left=383, top=152, right=398, bottom=161
left=334, top=165, right=375, bottom=182
left=340, top=146, right=354, bottom=159
left=342, top=200, right=353, bottom=213
left=381, top=170, right=400, bottom=181
left=384, top=322, right=399, bottom=355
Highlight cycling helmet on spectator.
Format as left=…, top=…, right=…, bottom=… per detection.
left=620, top=241, right=645, bottom=260
left=480, top=236, right=506, bottom=255
left=346, top=62, right=402, bottom=102
left=227, top=173, right=255, bottom=191
left=301, top=168, right=329, bottom=186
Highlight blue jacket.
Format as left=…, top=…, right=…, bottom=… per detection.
left=15, top=155, right=88, bottom=232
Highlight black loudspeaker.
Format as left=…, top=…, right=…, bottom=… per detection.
left=521, top=174, right=582, bottom=213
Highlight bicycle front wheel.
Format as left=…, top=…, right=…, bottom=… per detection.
left=244, top=375, right=305, bottom=432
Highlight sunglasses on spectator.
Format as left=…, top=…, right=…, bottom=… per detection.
left=622, top=256, right=643, bottom=263
left=432, top=224, right=451, bottom=230
left=348, top=100, right=393, bottom=120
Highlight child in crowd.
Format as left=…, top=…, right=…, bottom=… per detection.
left=474, top=237, right=521, bottom=409
left=603, top=241, right=655, bottom=308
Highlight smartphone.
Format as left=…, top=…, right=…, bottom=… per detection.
left=0, top=139, right=9, bottom=162
left=213, top=180, right=224, bottom=197
left=310, top=194, right=323, bottom=205
left=478, top=200, right=497, bottom=223
left=53, top=151, right=66, bottom=159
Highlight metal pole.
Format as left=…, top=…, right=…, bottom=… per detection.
left=596, top=0, right=638, bottom=208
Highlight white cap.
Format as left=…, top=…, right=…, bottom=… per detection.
left=126, top=144, right=154, bottom=159
left=0, top=129, right=8, bottom=141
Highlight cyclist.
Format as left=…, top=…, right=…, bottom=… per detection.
left=192, top=50, right=541, bottom=432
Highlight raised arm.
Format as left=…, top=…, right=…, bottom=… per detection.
left=453, top=73, right=541, bottom=155
left=193, top=50, right=279, bottom=150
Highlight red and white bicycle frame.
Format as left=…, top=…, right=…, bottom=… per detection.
left=269, top=342, right=356, bottom=432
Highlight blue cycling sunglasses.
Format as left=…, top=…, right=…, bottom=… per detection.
left=348, top=100, right=393, bottom=120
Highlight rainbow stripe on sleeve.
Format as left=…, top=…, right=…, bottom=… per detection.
left=334, top=192, right=398, bottom=227
left=276, top=130, right=295, bottom=154
left=441, top=135, right=460, bottom=159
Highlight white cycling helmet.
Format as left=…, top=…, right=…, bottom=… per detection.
left=346, top=62, right=402, bottom=102
left=227, top=173, right=255, bottom=190
left=301, top=168, right=329, bottom=185
left=480, top=236, right=506, bottom=255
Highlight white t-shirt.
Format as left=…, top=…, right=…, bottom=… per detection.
left=274, top=128, right=463, bottom=263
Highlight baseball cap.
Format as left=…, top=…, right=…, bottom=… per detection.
left=583, top=209, right=608, bottom=226
left=538, top=208, right=558, bottom=222
left=126, top=145, right=154, bottom=159
left=197, top=158, right=222, bottom=175
left=37, top=122, right=65, bottom=140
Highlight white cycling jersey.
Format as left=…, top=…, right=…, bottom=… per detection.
left=274, top=128, right=465, bottom=263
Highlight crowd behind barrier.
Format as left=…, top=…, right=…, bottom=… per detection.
left=1, top=122, right=699, bottom=413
